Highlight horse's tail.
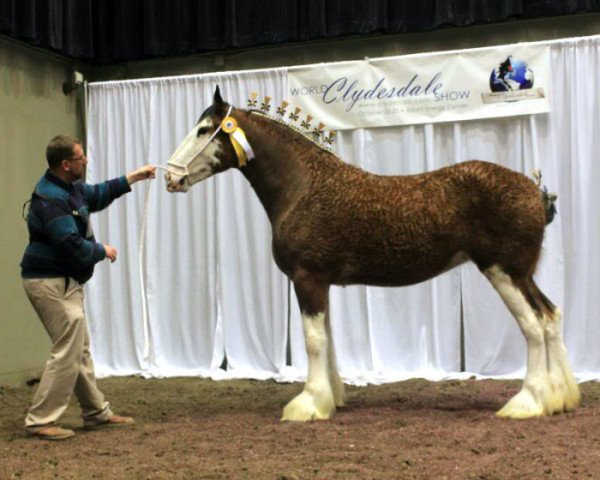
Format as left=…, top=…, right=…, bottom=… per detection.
left=532, top=169, right=558, bottom=225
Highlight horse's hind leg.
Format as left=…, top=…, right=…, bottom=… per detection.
left=325, top=306, right=346, bottom=407
left=484, top=266, right=558, bottom=418
left=282, top=272, right=335, bottom=421
left=526, top=281, right=580, bottom=412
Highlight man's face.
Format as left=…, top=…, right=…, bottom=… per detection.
left=64, top=143, right=87, bottom=181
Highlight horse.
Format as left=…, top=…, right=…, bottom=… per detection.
left=164, top=86, right=580, bottom=421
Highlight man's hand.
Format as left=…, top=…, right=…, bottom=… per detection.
left=126, top=165, right=156, bottom=185
left=103, top=244, right=117, bottom=263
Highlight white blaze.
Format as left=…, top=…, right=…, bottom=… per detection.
left=166, top=117, right=222, bottom=191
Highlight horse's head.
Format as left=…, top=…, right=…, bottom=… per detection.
left=165, top=86, right=240, bottom=192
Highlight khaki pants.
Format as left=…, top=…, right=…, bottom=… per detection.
left=22, top=277, right=111, bottom=431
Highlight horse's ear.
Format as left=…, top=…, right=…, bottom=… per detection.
left=214, top=85, right=223, bottom=106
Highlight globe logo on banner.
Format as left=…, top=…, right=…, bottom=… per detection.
left=489, top=56, right=534, bottom=92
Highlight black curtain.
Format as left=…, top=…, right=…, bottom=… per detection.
left=1, top=0, right=599, bottom=65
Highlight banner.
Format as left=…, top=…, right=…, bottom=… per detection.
left=288, top=44, right=550, bottom=131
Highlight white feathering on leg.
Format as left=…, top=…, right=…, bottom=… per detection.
left=485, top=266, right=556, bottom=418
left=282, top=312, right=335, bottom=421
left=545, top=308, right=581, bottom=412
left=325, top=311, right=345, bottom=407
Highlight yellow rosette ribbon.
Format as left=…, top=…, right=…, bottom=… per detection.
left=221, top=116, right=255, bottom=167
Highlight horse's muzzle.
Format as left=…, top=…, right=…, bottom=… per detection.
left=165, top=171, right=189, bottom=192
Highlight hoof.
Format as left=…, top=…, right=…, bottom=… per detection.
left=281, top=391, right=335, bottom=422
left=330, top=374, right=346, bottom=408
left=496, top=388, right=546, bottom=419
left=333, top=388, right=346, bottom=408
left=563, top=388, right=581, bottom=412
left=549, top=373, right=581, bottom=413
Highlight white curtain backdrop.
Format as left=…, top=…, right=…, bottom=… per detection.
left=86, top=35, right=600, bottom=384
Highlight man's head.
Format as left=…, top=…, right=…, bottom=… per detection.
left=46, top=135, right=87, bottom=182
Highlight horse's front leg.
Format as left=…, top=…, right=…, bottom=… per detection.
left=282, top=274, right=335, bottom=421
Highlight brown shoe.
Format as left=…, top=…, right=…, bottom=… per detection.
left=84, top=414, right=135, bottom=430
left=28, top=426, right=75, bottom=441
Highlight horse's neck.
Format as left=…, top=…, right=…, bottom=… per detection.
left=240, top=118, right=314, bottom=222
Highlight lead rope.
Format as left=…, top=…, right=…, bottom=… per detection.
left=137, top=107, right=232, bottom=363
left=139, top=164, right=170, bottom=363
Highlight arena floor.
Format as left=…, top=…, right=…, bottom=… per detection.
left=2, top=377, right=600, bottom=479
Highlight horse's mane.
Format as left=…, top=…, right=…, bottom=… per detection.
left=246, top=109, right=339, bottom=159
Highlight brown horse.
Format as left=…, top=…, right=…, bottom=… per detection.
left=165, top=86, right=580, bottom=421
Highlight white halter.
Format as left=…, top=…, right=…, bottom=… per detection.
left=163, top=105, right=234, bottom=177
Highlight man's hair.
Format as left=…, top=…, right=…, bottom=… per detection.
left=46, top=135, right=81, bottom=169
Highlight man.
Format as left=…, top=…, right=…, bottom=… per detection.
left=20, top=134, right=156, bottom=440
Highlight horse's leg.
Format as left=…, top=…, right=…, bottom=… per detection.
left=282, top=273, right=335, bottom=421
left=325, top=305, right=346, bottom=407
left=484, top=266, right=557, bottom=418
left=526, top=280, right=580, bottom=412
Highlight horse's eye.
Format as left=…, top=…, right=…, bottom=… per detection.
left=197, top=127, right=210, bottom=137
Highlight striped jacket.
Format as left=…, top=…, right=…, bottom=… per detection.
left=21, top=170, right=131, bottom=284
